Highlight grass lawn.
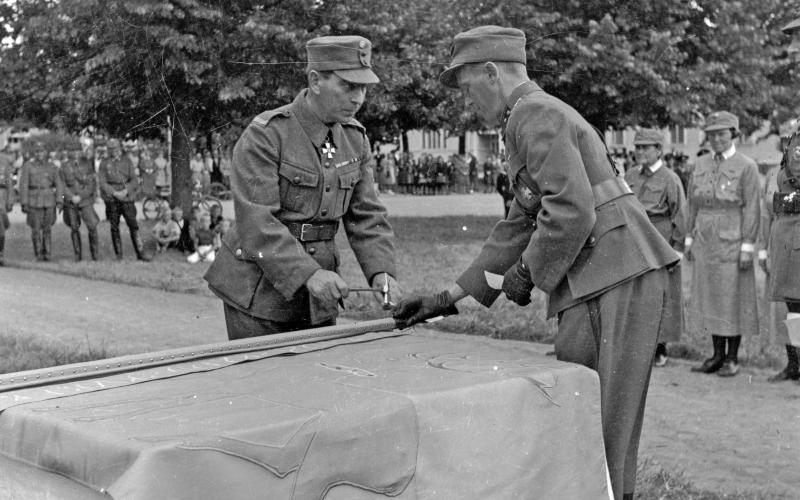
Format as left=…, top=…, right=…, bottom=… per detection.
left=3, top=215, right=785, bottom=369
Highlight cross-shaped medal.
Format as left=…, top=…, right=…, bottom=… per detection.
left=322, top=140, right=336, bottom=159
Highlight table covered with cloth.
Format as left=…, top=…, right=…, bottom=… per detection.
left=0, top=329, right=611, bottom=500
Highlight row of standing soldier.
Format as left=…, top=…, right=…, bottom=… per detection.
left=0, top=137, right=148, bottom=263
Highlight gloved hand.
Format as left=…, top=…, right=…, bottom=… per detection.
left=502, top=258, right=534, bottom=306
left=738, top=249, right=753, bottom=271
left=393, top=290, right=458, bottom=329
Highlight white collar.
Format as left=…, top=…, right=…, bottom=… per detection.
left=717, top=145, right=736, bottom=160
left=641, top=158, right=663, bottom=174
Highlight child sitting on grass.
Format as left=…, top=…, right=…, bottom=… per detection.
left=151, top=206, right=181, bottom=254
left=187, top=212, right=215, bottom=263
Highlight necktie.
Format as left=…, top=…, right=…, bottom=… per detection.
left=714, top=153, right=723, bottom=163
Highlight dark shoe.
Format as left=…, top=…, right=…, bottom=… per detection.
left=717, top=360, right=740, bottom=377
left=130, top=230, right=150, bottom=261
left=767, top=366, right=800, bottom=382
left=691, top=357, right=724, bottom=373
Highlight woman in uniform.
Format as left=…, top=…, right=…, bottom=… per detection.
left=760, top=122, right=800, bottom=382
left=687, top=111, right=761, bottom=377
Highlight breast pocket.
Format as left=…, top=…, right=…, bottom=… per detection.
left=278, top=161, right=320, bottom=214
left=641, top=179, right=666, bottom=205
left=335, top=163, right=362, bottom=217
left=716, top=168, right=741, bottom=203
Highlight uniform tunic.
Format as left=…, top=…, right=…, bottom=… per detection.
left=60, top=157, right=99, bottom=228
left=19, top=160, right=63, bottom=229
left=454, top=81, right=679, bottom=497
left=686, top=149, right=760, bottom=338
left=765, top=133, right=800, bottom=302
left=760, top=166, right=790, bottom=345
left=204, top=90, right=396, bottom=325
left=625, top=160, right=687, bottom=343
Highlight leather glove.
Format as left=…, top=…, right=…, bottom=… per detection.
left=393, top=290, right=458, bottom=329
left=738, top=250, right=753, bottom=271
left=502, top=259, right=534, bottom=306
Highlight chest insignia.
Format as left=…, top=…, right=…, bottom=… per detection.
left=322, top=141, right=336, bottom=159
left=335, top=157, right=359, bottom=169
left=792, top=146, right=800, bottom=162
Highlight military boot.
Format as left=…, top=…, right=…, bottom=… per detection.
left=130, top=229, right=150, bottom=261
left=88, top=228, right=100, bottom=261
left=31, top=232, right=43, bottom=261
left=111, top=228, right=123, bottom=260
left=41, top=229, right=52, bottom=261
left=691, top=335, right=726, bottom=373
left=768, top=345, right=800, bottom=382
left=71, top=231, right=82, bottom=262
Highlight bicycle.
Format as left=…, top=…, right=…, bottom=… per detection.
left=208, top=181, right=231, bottom=201
left=191, top=182, right=222, bottom=215
left=142, top=186, right=171, bottom=220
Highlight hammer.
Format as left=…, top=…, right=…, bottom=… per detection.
left=349, top=273, right=393, bottom=310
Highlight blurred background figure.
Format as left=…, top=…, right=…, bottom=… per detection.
left=60, top=138, right=100, bottom=261
left=19, top=138, right=62, bottom=261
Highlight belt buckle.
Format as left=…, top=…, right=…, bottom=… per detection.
left=300, top=223, right=312, bottom=242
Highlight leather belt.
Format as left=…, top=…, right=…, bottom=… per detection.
left=285, top=221, right=338, bottom=242
left=592, top=177, right=632, bottom=208
left=773, top=191, right=800, bottom=215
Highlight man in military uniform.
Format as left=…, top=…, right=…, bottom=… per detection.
left=0, top=144, right=14, bottom=265
left=19, top=139, right=63, bottom=261
left=61, top=139, right=100, bottom=261
left=625, top=129, right=687, bottom=366
left=98, top=138, right=147, bottom=261
left=393, top=26, right=679, bottom=500
left=204, top=35, right=399, bottom=339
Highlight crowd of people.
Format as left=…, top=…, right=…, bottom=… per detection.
left=0, top=133, right=230, bottom=265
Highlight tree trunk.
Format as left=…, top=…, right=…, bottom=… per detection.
left=170, top=126, right=193, bottom=214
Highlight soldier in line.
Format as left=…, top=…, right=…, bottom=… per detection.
left=60, top=139, right=100, bottom=261
left=19, top=139, right=63, bottom=261
left=394, top=26, right=679, bottom=500
left=98, top=138, right=147, bottom=261
left=0, top=144, right=14, bottom=265
left=625, top=129, right=688, bottom=366
left=205, top=35, right=400, bottom=339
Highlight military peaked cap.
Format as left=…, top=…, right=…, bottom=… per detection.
left=306, top=35, right=379, bottom=84
left=633, top=128, right=664, bottom=146
left=704, top=111, right=739, bottom=133
left=440, top=26, right=527, bottom=88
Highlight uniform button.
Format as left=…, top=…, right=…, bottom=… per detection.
left=293, top=176, right=301, bottom=184
left=308, top=247, right=316, bottom=255
left=351, top=179, right=357, bottom=186
left=235, top=248, right=242, bottom=257
left=588, top=236, right=597, bottom=245
left=325, top=185, right=331, bottom=192
left=321, top=209, right=328, bottom=216
left=324, top=162, right=331, bottom=168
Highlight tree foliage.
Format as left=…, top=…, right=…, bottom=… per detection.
left=1, top=0, right=798, bottom=165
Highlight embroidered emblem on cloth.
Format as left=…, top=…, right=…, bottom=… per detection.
left=522, top=186, right=533, bottom=200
